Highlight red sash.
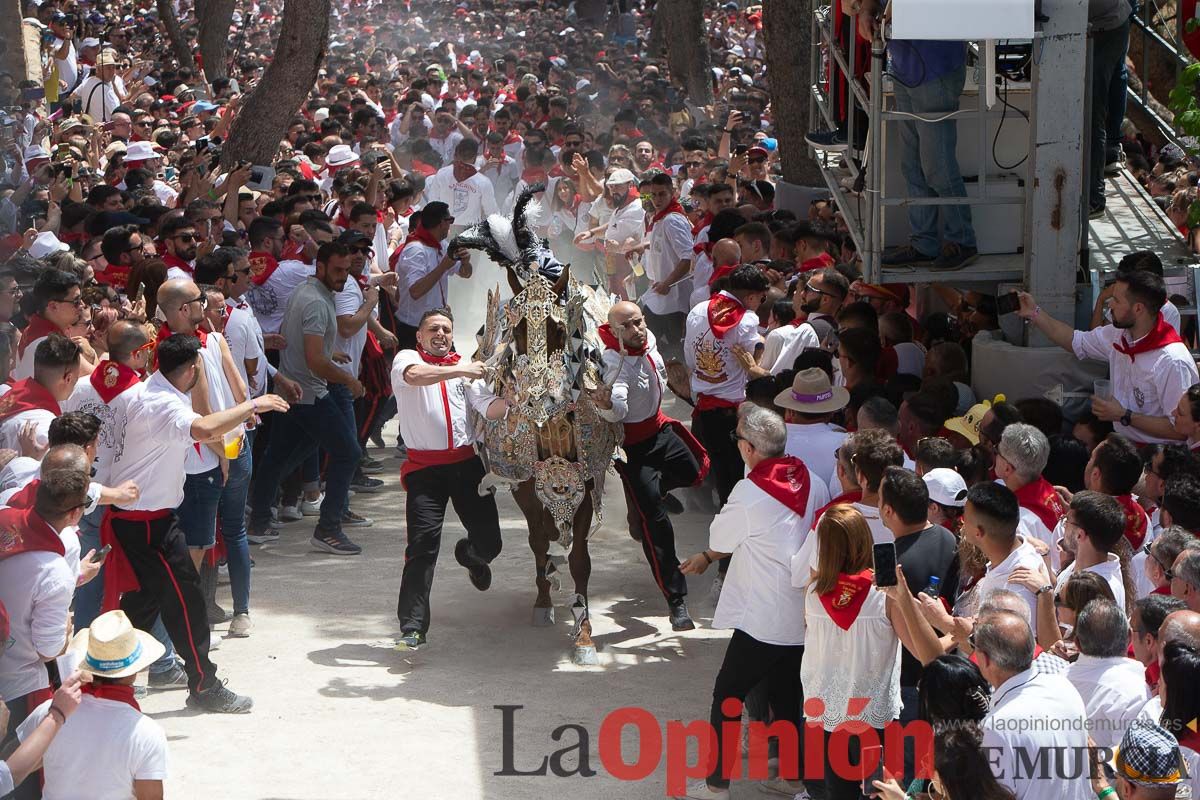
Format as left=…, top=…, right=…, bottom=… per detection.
left=798, top=252, right=835, bottom=273
left=249, top=251, right=280, bottom=286
left=707, top=292, right=747, bottom=339
left=0, top=506, right=65, bottom=559
left=100, top=508, right=171, bottom=612
left=696, top=394, right=740, bottom=412
left=818, top=569, right=874, bottom=631
left=1114, top=494, right=1149, bottom=550
left=647, top=200, right=684, bottom=232
left=17, top=314, right=60, bottom=361
left=1013, top=477, right=1067, bottom=532
left=400, top=445, right=475, bottom=489
left=748, top=455, right=812, bottom=516
left=90, top=360, right=141, bottom=404
left=0, top=378, right=62, bottom=422
left=161, top=251, right=193, bottom=276
left=82, top=682, right=140, bottom=711
left=1112, top=313, right=1185, bottom=361
left=622, top=411, right=711, bottom=486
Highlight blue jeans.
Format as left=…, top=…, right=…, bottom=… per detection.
left=75, top=507, right=177, bottom=674
left=250, top=387, right=361, bottom=532
left=218, top=443, right=253, bottom=614
left=892, top=64, right=976, bottom=255
left=1090, top=20, right=1131, bottom=208
left=177, top=466, right=224, bottom=549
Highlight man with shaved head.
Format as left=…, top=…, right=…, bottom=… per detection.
left=591, top=300, right=707, bottom=631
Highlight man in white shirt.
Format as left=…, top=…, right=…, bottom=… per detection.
left=997, top=423, right=1067, bottom=570
left=592, top=302, right=706, bottom=632
left=1055, top=492, right=1130, bottom=611
left=975, top=610, right=1093, bottom=800
left=963, top=481, right=1046, bottom=637
left=842, top=428, right=904, bottom=544
left=426, top=106, right=465, bottom=165
left=13, top=269, right=84, bottom=382
left=1065, top=599, right=1150, bottom=749
left=774, top=367, right=848, bottom=490
left=392, top=202, right=472, bottom=348
left=0, top=662, right=81, bottom=799
left=47, top=13, right=78, bottom=94
left=0, top=334, right=81, bottom=453
left=641, top=173, right=694, bottom=362
left=769, top=268, right=846, bottom=375
left=69, top=49, right=122, bottom=123
left=1020, top=270, right=1198, bottom=446
left=477, top=132, right=521, bottom=209
left=424, top=137, right=499, bottom=229
left=197, top=248, right=266, bottom=397
left=597, top=169, right=645, bottom=301
left=391, top=308, right=507, bottom=652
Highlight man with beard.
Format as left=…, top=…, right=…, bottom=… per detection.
left=1020, top=269, right=1197, bottom=445
left=159, top=215, right=200, bottom=280
left=642, top=172, right=694, bottom=361
left=768, top=268, right=847, bottom=375
left=105, top=334, right=288, bottom=712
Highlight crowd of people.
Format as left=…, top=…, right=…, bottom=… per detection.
left=0, top=0, right=1198, bottom=798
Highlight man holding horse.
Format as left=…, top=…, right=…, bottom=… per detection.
left=391, top=307, right=509, bottom=651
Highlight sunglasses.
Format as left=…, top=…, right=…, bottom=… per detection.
left=181, top=294, right=207, bottom=309
left=748, top=157, right=767, bottom=164
left=1143, top=541, right=1174, bottom=580
left=132, top=340, right=156, bottom=357
left=173, top=233, right=197, bottom=243
left=53, top=296, right=85, bottom=308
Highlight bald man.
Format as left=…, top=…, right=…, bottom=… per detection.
left=689, top=238, right=741, bottom=308
left=591, top=301, right=707, bottom=630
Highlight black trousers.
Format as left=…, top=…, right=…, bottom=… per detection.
left=695, top=406, right=742, bottom=506
left=617, top=424, right=700, bottom=602
left=396, top=456, right=503, bottom=635
left=643, top=309, right=687, bottom=362
left=112, top=513, right=217, bottom=694
left=823, top=726, right=887, bottom=800
left=708, top=629, right=805, bottom=788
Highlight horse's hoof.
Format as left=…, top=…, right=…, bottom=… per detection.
left=532, top=606, right=555, bottom=627
left=573, top=644, right=600, bottom=666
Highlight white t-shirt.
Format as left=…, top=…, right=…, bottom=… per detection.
left=974, top=536, right=1045, bottom=638
left=784, top=422, right=847, bottom=490
left=184, top=334, right=235, bottom=474
left=683, top=292, right=762, bottom=404
left=18, top=694, right=168, bottom=800
left=1055, top=554, right=1126, bottom=613
left=53, top=38, right=78, bottom=90
left=223, top=298, right=267, bottom=397
left=0, top=408, right=55, bottom=453
left=334, top=278, right=373, bottom=379
left=12, top=333, right=54, bottom=381
left=389, top=350, right=495, bottom=451
left=424, top=165, right=499, bottom=226
left=0, top=545, right=77, bottom=701
left=0, top=761, right=12, bottom=796
left=393, top=240, right=460, bottom=327
left=245, top=260, right=316, bottom=335
left=769, top=322, right=822, bottom=375
left=643, top=211, right=693, bottom=316
left=107, top=371, right=200, bottom=511
left=63, top=372, right=146, bottom=486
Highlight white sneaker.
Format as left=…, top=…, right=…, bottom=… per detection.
left=759, top=778, right=810, bottom=797
left=299, top=493, right=325, bottom=516
left=710, top=575, right=724, bottom=604
left=673, top=780, right=729, bottom=799
left=209, top=633, right=223, bottom=651
left=279, top=504, right=303, bottom=522
left=228, top=613, right=252, bottom=638
left=218, top=563, right=229, bottom=584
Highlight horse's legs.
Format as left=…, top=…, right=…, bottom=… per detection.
left=567, top=493, right=594, bottom=649
left=514, top=482, right=554, bottom=625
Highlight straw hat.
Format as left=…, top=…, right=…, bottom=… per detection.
left=70, top=610, right=165, bottom=678
left=774, top=368, right=850, bottom=415
left=95, top=49, right=121, bottom=68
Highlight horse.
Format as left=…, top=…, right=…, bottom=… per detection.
left=451, top=186, right=620, bottom=666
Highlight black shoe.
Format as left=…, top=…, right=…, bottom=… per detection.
left=350, top=475, right=385, bottom=493
left=669, top=598, right=696, bottom=632
left=207, top=603, right=230, bottom=626
left=394, top=631, right=427, bottom=651
left=147, top=664, right=188, bottom=690
left=455, top=538, right=492, bottom=591
left=187, top=679, right=253, bottom=713
left=246, top=525, right=280, bottom=545
left=311, top=529, right=362, bottom=555
left=881, top=245, right=936, bottom=267
left=932, top=242, right=978, bottom=271
left=1089, top=203, right=1106, bottom=220
left=805, top=127, right=848, bottom=151
left=662, top=493, right=684, bottom=515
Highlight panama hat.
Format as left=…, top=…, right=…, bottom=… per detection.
left=70, top=609, right=165, bottom=678
left=774, top=368, right=849, bottom=415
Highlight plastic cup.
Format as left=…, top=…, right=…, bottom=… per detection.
left=223, top=429, right=243, bottom=459
left=1093, top=379, right=1113, bottom=401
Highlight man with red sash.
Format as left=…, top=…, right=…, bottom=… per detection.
left=13, top=270, right=84, bottom=382
left=642, top=173, right=695, bottom=363
left=0, top=334, right=81, bottom=454
left=158, top=216, right=199, bottom=280
left=683, top=263, right=769, bottom=509
left=391, top=202, right=472, bottom=350
left=390, top=308, right=507, bottom=652
left=593, top=301, right=709, bottom=631
left=996, top=423, right=1068, bottom=570
left=1020, top=270, right=1199, bottom=446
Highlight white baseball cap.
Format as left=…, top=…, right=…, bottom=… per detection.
left=28, top=231, right=69, bottom=260
left=923, top=468, right=968, bottom=508
left=23, top=145, right=49, bottom=163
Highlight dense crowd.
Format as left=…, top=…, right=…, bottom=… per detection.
left=0, top=0, right=1197, bottom=799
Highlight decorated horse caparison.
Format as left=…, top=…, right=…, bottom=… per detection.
left=450, top=186, right=620, bottom=665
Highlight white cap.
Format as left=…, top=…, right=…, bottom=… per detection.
left=605, top=168, right=637, bottom=186
left=23, top=145, right=49, bottom=163
left=80, top=36, right=100, bottom=49
left=123, top=140, right=160, bottom=162
left=325, top=144, right=359, bottom=167
left=28, top=231, right=69, bottom=260
left=576, top=78, right=591, bottom=91
left=313, top=107, right=330, bottom=122
left=923, top=468, right=968, bottom=508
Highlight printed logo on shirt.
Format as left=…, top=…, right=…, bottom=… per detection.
left=692, top=338, right=728, bottom=385
left=1134, top=385, right=1146, bottom=408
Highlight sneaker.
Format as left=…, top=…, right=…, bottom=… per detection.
left=246, top=525, right=280, bottom=545
left=278, top=504, right=303, bottom=522
left=1089, top=203, right=1106, bottom=220
left=662, top=493, right=684, bottom=516
left=187, top=679, right=253, bottom=713
left=455, top=538, right=492, bottom=591
left=299, top=493, right=325, bottom=516
left=394, top=631, right=427, bottom=651
left=710, top=574, right=724, bottom=604
left=209, top=633, right=223, bottom=651
left=311, top=529, right=362, bottom=555
left=881, top=244, right=936, bottom=267
left=217, top=563, right=229, bottom=584
left=672, top=779, right=729, bottom=799
left=395, top=443, right=409, bottom=460
left=369, top=430, right=385, bottom=449
left=349, top=475, right=385, bottom=494
left=668, top=598, right=696, bottom=632
left=147, top=664, right=188, bottom=690
left=804, top=128, right=848, bottom=151
left=359, top=455, right=385, bottom=474
left=932, top=242, right=978, bottom=271
left=342, top=509, right=374, bottom=527
left=207, top=603, right=230, bottom=627
left=228, top=613, right=252, bottom=638
left=759, top=778, right=810, bottom=797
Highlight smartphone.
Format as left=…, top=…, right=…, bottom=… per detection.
left=873, top=542, right=898, bottom=587
left=861, top=745, right=885, bottom=795
left=93, top=544, right=112, bottom=563
left=734, top=144, right=748, bottom=156
left=133, top=282, right=145, bottom=304
left=996, top=291, right=1021, bottom=316
left=164, top=165, right=176, bottom=181
left=20, top=87, right=46, bottom=102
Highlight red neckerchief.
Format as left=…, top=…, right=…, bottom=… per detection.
left=95, top=263, right=131, bottom=291
left=691, top=213, right=713, bottom=236
left=817, top=569, right=874, bottom=631
left=390, top=222, right=444, bottom=269
left=502, top=130, right=523, bottom=146
left=452, top=161, right=478, bottom=182
left=415, top=344, right=461, bottom=366
left=161, top=251, right=193, bottom=276
left=1113, top=494, right=1149, bottom=550
left=798, top=252, right=836, bottom=273
left=647, top=199, right=684, bottom=232
left=411, top=159, right=437, bottom=177
left=1013, top=477, right=1067, bottom=532
left=18, top=314, right=62, bottom=361
left=707, top=291, right=747, bottom=339
left=90, top=360, right=142, bottom=404
left=597, top=323, right=647, bottom=356
left=1146, top=659, right=1161, bottom=692
left=748, top=455, right=812, bottom=515
left=249, top=251, right=280, bottom=286
left=708, top=263, right=735, bottom=287
left=1113, top=313, right=1185, bottom=361
left=82, top=682, right=140, bottom=711
left=156, top=323, right=207, bottom=351
left=0, top=378, right=61, bottom=422
left=694, top=239, right=715, bottom=258
left=814, top=490, right=864, bottom=522
left=0, top=506, right=65, bottom=559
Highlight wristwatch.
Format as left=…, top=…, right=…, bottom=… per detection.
left=1035, top=584, right=1053, bottom=596
left=1120, top=409, right=1133, bottom=427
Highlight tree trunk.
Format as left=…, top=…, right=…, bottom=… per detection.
left=196, top=0, right=236, bottom=81
left=647, top=0, right=667, bottom=57
left=155, top=0, right=197, bottom=72
left=221, top=0, right=329, bottom=167
left=762, top=0, right=824, bottom=185
left=662, top=0, right=714, bottom=106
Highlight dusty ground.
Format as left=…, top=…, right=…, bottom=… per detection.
left=138, top=409, right=776, bottom=799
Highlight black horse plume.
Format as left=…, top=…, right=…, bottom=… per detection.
left=448, top=183, right=566, bottom=283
